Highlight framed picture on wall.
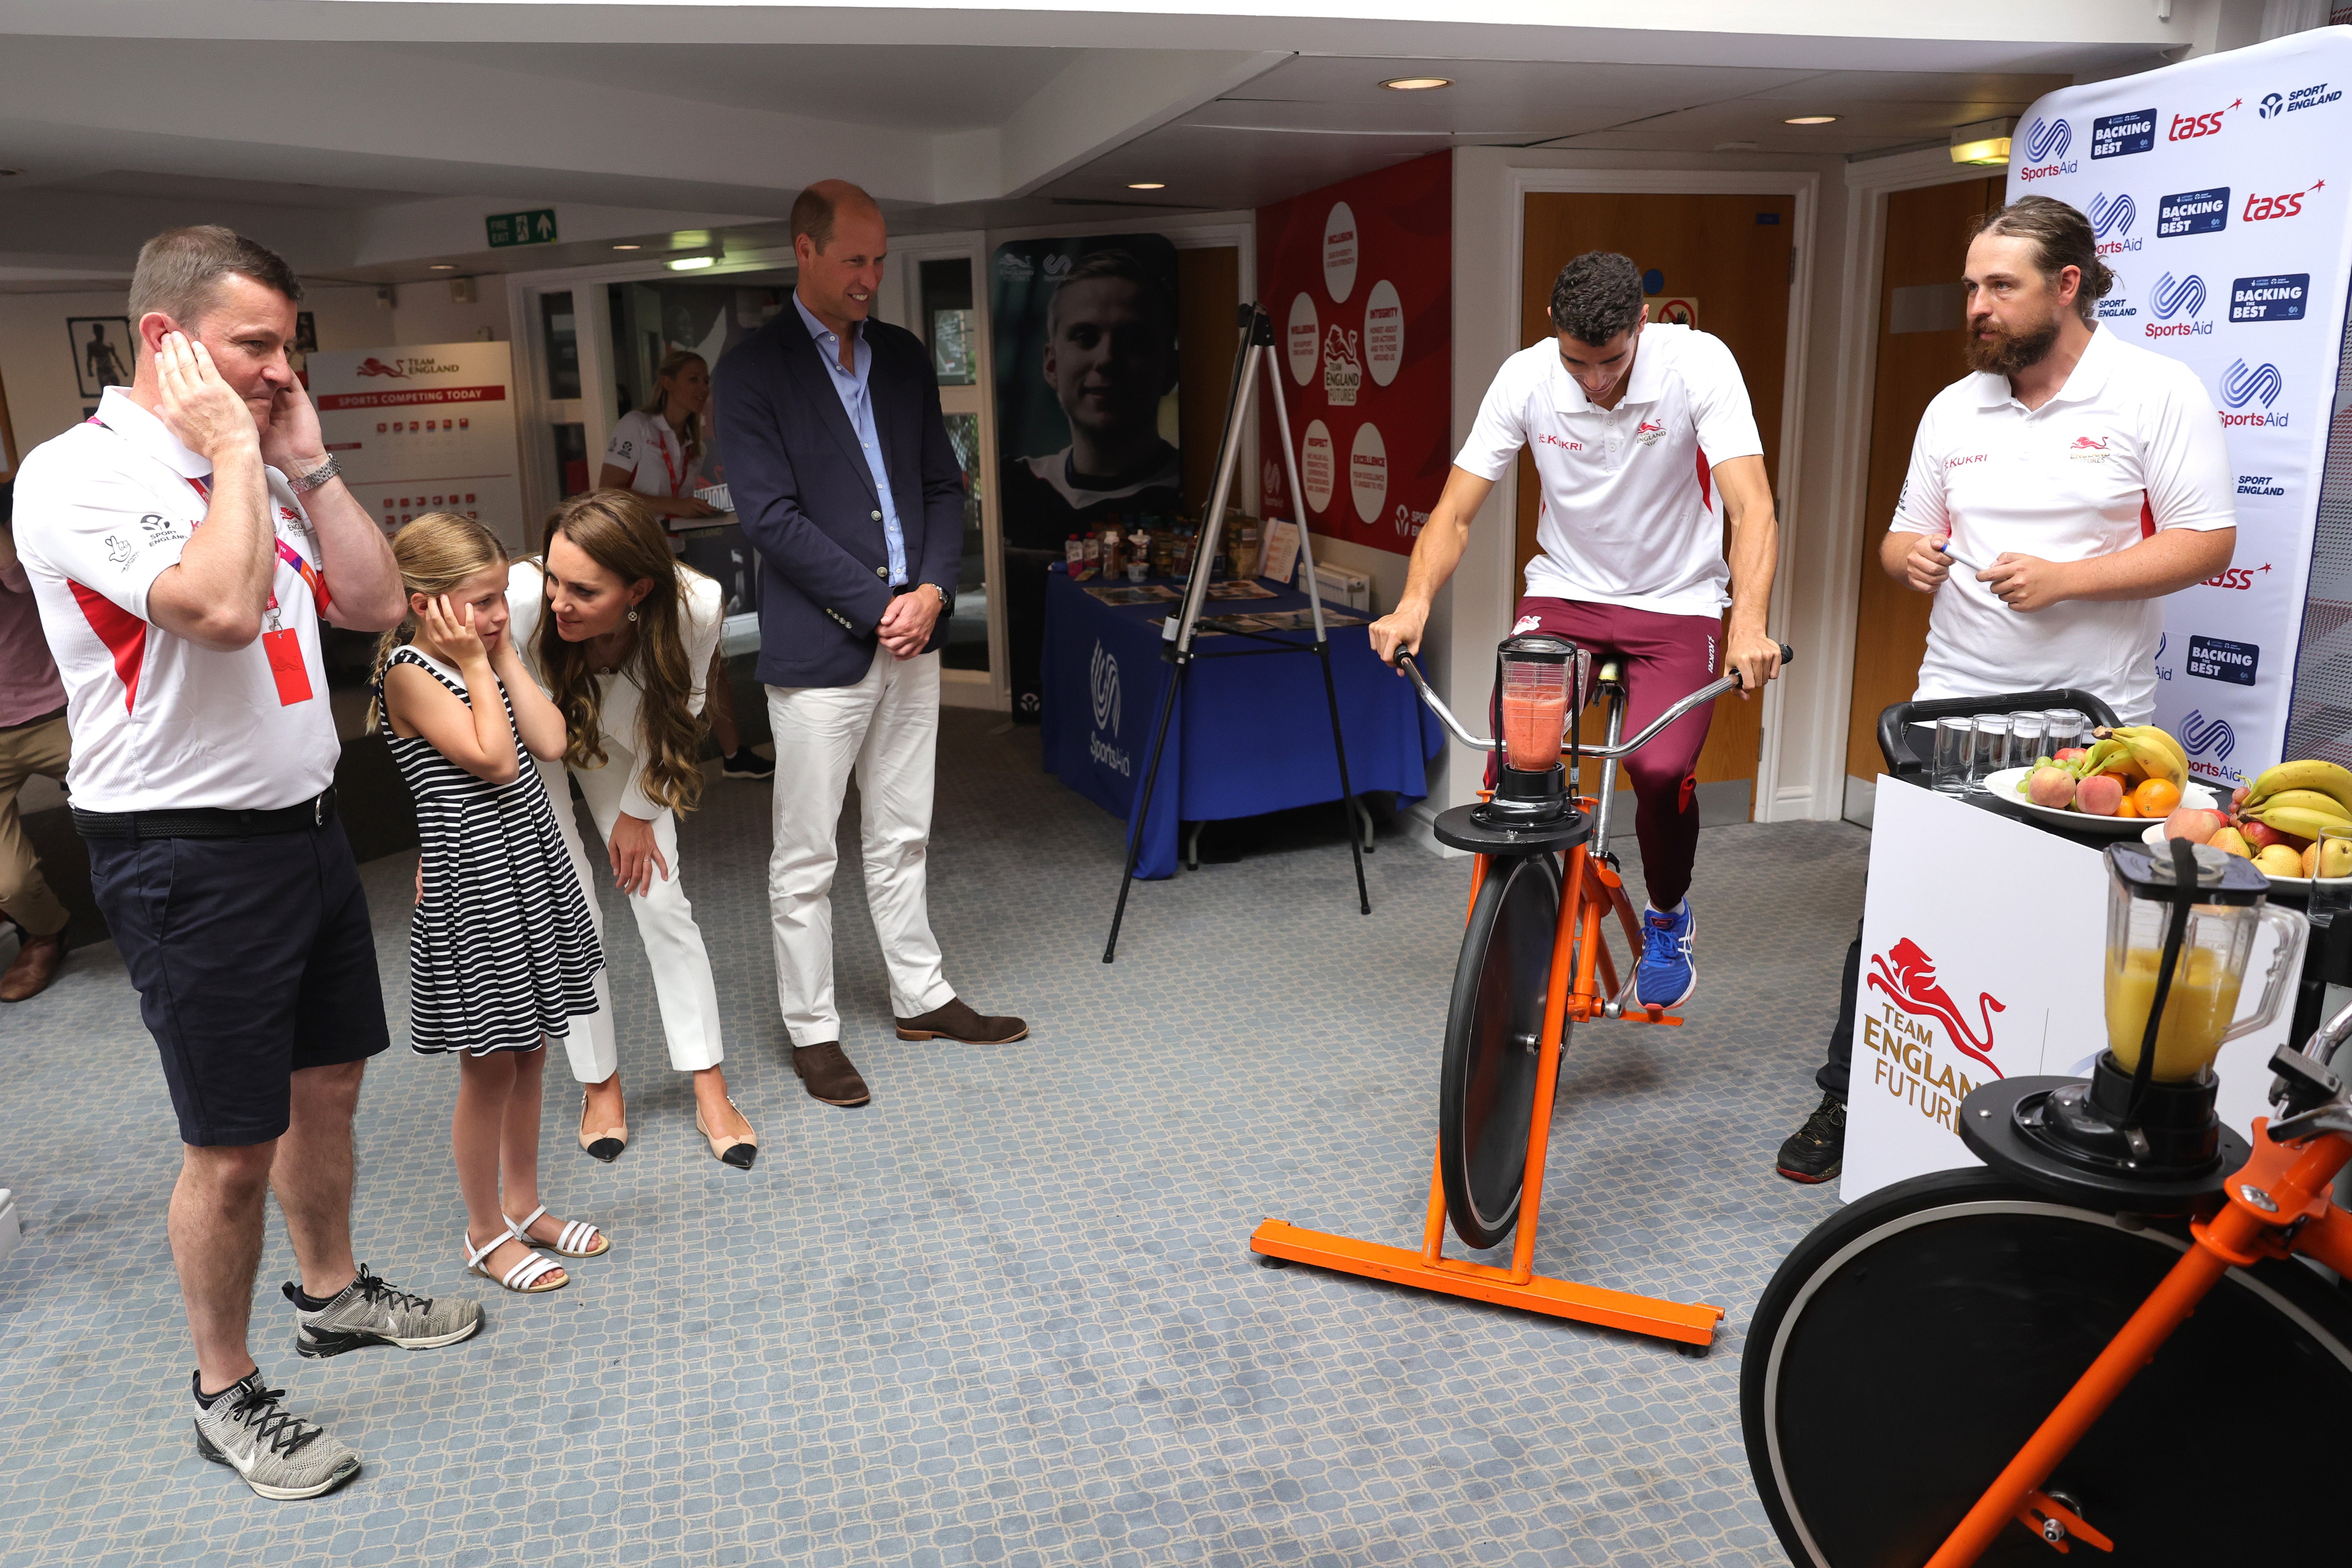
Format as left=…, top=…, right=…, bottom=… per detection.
left=68, top=317, right=134, bottom=399
left=294, top=312, right=318, bottom=354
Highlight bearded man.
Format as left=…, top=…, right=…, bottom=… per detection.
left=1774, top=194, right=2238, bottom=1185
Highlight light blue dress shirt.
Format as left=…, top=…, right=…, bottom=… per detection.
left=793, top=292, right=907, bottom=586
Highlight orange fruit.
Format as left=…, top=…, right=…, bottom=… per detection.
left=2116, top=797, right=2142, bottom=818
left=2133, top=778, right=2182, bottom=817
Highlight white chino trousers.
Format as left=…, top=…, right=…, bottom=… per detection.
left=538, top=749, right=726, bottom=1084
left=765, top=644, right=954, bottom=1044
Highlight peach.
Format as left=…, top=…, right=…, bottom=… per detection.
left=2075, top=774, right=2125, bottom=816
left=2027, top=767, right=2077, bottom=808
left=2163, top=807, right=2221, bottom=843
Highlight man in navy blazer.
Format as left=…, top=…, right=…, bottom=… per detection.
left=719, top=180, right=1027, bottom=1109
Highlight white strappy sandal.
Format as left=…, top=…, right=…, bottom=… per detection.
left=463, top=1229, right=568, bottom=1293
left=504, top=1203, right=611, bottom=1259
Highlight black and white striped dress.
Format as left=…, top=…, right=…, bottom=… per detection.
left=380, top=645, right=604, bottom=1056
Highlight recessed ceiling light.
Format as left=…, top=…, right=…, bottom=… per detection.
left=1127, top=182, right=1167, bottom=191
left=429, top=264, right=456, bottom=270
left=612, top=243, right=642, bottom=251
left=1381, top=76, right=1453, bottom=91
left=0, top=169, right=20, bottom=178
left=1783, top=114, right=1840, bottom=126
left=667, top=255, right=717, bottom=271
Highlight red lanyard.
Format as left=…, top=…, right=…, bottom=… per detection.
left=86, top=416, right=331, bottom=614
left=655, top=422, right=686, bottom=497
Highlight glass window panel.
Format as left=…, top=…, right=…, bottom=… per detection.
left=921, top=258, right=977, bottom=387
left=539, top=291, right=580, bottom=400
left=939, top=409, right=987, bottom=672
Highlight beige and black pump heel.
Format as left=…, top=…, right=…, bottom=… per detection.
left=695, top=1099, right=759, bottom=1170
left=463, top=1230, right=567, bottom=1294
left=578, top=1090, right=626, bottom=1163
left=504, top=1203, right=610, bottom=1259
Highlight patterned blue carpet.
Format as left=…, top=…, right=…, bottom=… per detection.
left=0, top=711, right=1862, bottom=1567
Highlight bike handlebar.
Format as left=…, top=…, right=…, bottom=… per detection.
left=1397, top=643, right=1795, bottom=761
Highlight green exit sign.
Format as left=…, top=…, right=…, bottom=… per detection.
left=486, top=209, right=558, bottom=248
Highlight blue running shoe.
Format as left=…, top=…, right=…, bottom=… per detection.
left=1635, top=899, right=1697, bottom=1008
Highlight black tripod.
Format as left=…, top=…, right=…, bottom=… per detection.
left=1102, top=303, right=1371, bottom=962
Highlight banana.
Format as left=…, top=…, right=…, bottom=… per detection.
left=2119, top=725, right=2190, bottom=775
left=2242, top=804, right=2350, bottom=842
left=2248, top=789, right=2352, bottom=823
left=2120, top=733, right=2185, bottom=789
left=2246, top=759, right=2352, bottom=814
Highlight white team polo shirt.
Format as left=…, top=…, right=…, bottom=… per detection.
left=11, top=386, right=341, bottom=812
left=1455, top=322, right=1765, bottom=618
left=1890, top=325, right=2235, bottom=724
left=603, top=409, right=692, bottom=499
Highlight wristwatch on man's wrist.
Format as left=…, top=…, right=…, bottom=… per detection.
left=286, top=454, right=341, bottom=494
left=922, top=582, right=951, bottom=609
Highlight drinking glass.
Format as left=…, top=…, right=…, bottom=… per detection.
left=1932, top=717, right=1973, bottom=795
left=1969, top=714, right=2012, bottom=790
left=2043, top=708, right=2090, bottom=752
left=2008, top=713, right=2049, bottom=768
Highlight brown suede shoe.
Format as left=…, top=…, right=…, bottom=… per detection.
left=789, top=1042, right=871, bottom=1107
left=0, top=931, right=66, bottom=1003
left=895, top=997, right=1028, bottom=1045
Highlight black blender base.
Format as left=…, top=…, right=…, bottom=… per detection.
left=1958, top=1076, right=2251, bottom=1216
left=1432, top=803, right=1593, bottom=855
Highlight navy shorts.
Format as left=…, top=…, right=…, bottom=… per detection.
left=89, top=822, right=390, bottom=1148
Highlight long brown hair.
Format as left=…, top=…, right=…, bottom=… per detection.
left=365, top=512, right=509, bottom=730
left=641, top=348, right=706, bottom=466
left=534, top=490, right=708, bottom=816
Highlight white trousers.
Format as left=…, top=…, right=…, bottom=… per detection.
left=765, top=646, right=954, bottom=1044
left=538, top=749, right=726, bottom=1084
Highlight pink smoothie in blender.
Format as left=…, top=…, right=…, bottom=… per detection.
left=1500, top=660, right=1569, bottom=772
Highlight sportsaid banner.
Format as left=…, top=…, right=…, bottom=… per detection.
left=2006, top=28, right=2352, bottom=791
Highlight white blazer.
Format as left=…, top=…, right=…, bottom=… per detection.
left=506, top=558, right=725, bottom=820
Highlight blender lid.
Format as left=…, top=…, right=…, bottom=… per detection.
left=2106, top=840, right=2271, bottom=904
left=1498, top=633, right=1578, bottom=663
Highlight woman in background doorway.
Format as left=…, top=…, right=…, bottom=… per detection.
left=509, top=490, right=759, bottom=1171
left=599, top=349, right=771, bottom=781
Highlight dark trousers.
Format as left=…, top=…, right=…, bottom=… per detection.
left=1818, top=916, right=1863, bottom=1099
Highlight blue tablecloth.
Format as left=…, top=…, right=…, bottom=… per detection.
left=1041, top=565, right=1443, bottom=879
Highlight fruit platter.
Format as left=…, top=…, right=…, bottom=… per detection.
left=1989, top=724, right=2216, bottom=836
left=2134, top=757, right=2352, bottom=886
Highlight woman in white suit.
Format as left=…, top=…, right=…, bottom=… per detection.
left=507, top=489, right=758, bottom=1169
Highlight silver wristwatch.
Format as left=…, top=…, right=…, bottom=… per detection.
left=287, top=454, right=341, bottom=494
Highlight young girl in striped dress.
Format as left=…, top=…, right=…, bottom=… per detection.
left=372, top=513, right=609, bottom=1294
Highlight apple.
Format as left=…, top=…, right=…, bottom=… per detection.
left=2076, top=774, right=2125, bottom=816
left=2242, top=820, right=2311, bottom=853
left=2164, top=807, right=2221, bottom=844
left=2055, top=747, right=2089, bottom=763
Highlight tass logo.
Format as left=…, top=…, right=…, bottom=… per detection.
left=2143, top=271, right=2211, bottom=337
left=2242, top=180, right=2323, bottom=222
left=2168, top=99, right=2238, bottom=141
left=2181, top=709, right=2236, bottom=763
left=2220, top=359, right=2286, bottom=428
left=2089, top=192, right=2141, bottom=254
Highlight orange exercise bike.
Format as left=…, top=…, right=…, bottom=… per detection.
left=1251, top=632, right=1789, bottom=1350
left=1743, top=836, right=2352, bottom=1564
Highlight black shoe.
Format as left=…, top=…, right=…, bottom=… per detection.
left=721, top=748, right=774, bottom=780
left=1776, top=1092, right=1846, bottom=1184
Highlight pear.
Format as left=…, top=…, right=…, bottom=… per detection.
left=2209, top=826, right=2253, bottom=858
left=2257, top=844, right=2305, bottom=878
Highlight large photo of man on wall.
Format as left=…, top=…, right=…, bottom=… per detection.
left=992, top=235, right=1182, bottom=719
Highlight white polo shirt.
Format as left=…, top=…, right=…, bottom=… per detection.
left=603, top=409, right=692, bottom=499
left=1890, top=325, right=2235, bottom=724
left=10, top=386, right=340, bottom=812
left=1455, top=322, right=1765, bottom=618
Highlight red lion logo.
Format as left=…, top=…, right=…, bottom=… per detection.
left=1867, top=937, right=2005, bottom=1078
left=354, top=357, right=407, bottom=378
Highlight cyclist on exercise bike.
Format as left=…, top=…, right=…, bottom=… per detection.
left=1370, top=250, right=1784, bottom=1010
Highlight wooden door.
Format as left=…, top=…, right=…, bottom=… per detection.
left=1517, top=192, right=1794, bottom=806
left=1842, top=176, right=2005, bottom=783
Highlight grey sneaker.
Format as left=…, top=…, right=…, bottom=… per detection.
left=191, top=1371, right=361, bottom=1500
left=286, top=1265, right=481, bottom=1359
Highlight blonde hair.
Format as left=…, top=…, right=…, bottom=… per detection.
left=365, top=512, right=510, bottom=728
left=534, top=490, right=708, bottom=816
left=642, top=349, right=706, bottom=466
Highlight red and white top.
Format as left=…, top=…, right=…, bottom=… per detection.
left=1890, top=325, right=2235, bottom=723
left=603, top=409, right=692, bottom=499
left=10, top=386, right=340, bottom=812
left=1455, top=322, right=1765, bottom=618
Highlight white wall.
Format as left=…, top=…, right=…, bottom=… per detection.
left=0, top=279, right=510, bottom=466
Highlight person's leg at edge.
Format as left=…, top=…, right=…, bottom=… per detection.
left=710, top=650, right=771, bottom=778
left=270, top=1059, right=363, bottom=1302
left=856, top=649, right=954, bottom=1023
left=454, top=1048, right=562, bottom=1286
left=1777, top=917, right=1860, bottom=1182
left=0, top=713, right=72, bottom=1000
left=534, top=755, right=625, bottom=1144
left=172, top=1139, right=276, bottom=1393
left=569, top=755, right=745, bottom=1142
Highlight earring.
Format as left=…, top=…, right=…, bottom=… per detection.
left=628, top=609, right=640, bottom=622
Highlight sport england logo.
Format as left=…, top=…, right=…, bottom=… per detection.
left=2219, top=358, right=2287, bottom=428
left=2156, top=188, right=2229, bottom=238
left=2017, top=116, right=2076, bottom=181
left=2231, top=273, right=2309, bottom=323
left=2260, top=82, right=2342, bottom=119
left=1392, top=501, right=1429, bottom=539
left=2144, top=272, right=2211, bottom=338
left=2242, top=180, right=2323, bottom=222
left=2262, top=92, right=2283, bottom=118
left=1863, top=938, right=2005, bottom=1132
left=2167, top=100, right=2238, bottom=141
left=2092, top=108, right=2157, bottom=159
left=2089, top=192, right=2140, bottom=255
left=1086, top=642, right=1131, bottom=777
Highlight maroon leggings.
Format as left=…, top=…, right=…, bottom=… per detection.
left=1509, top=597, right=1723, bottom=910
